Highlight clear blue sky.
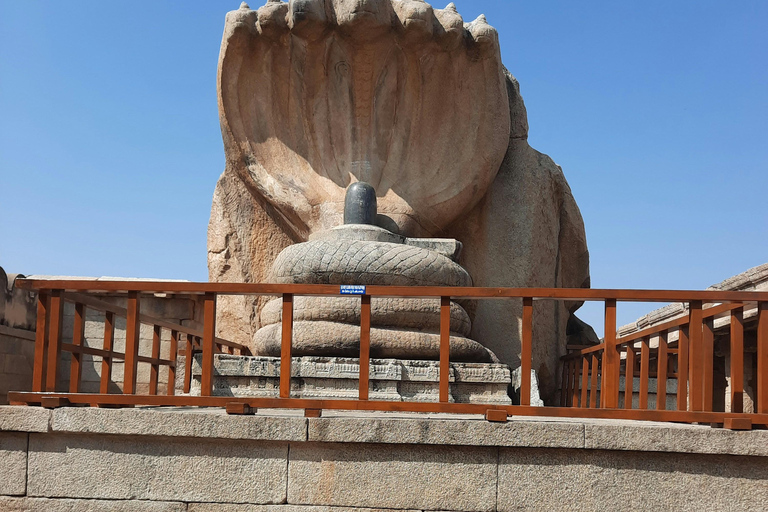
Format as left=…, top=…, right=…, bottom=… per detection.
left=1, top=1, right=766, bottom=329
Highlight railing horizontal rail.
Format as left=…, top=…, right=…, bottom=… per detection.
left=14, top=280, right=768, bottom=303
left=8, top=392, right=768, bottom=426
left=61, top=342, right=122, bottom=361
left=135, top=355, right=176, bottom=367
left=615, top=302, right=749, bottom=346
left=565, top=302, right=750, bottom=362
left=63, top=292, right=247, bottom=353
left=11, top=279, right=768, bottom=428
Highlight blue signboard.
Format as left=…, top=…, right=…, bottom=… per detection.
left=340, top=285, right=367, bottom=295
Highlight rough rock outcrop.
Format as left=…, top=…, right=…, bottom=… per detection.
left=217, top=0, right=510, bottom=238
left=0, top=268, right=36, bottom=331
left=208, top=0, right=590, bottom=402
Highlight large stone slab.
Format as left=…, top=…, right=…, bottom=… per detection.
left=287, top=442, right=497, bottom=511
left=0, top=432, right=28, bottom=496
left=28, top=434, right=288, bottom=504
left=50, top=407, right=306, bottom=442
left=0, top=497, right=186, bottom=512
left=498, top=447, right=768, bottom=511
left=189, top=505, right=419, bottom=512
left=0, top=405, right=49, bottom=432
left=192, top=355, right=512, bottom=405
left=584, top=420, right=768, bottom=456
left=308, top=416, right=584, bottom=448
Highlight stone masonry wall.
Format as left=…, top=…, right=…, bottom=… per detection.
left=0, top=406, right=766, bottom=511
left=0, top=326, right=35, bottom=404
left=55, top=297, right=201, bottom=395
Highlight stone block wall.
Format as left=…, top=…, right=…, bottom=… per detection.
left=0, top=406, right=766, bottom=511
left=0, top=326, right=35, bottom=404
left=55, top=298, right=199, bottom=395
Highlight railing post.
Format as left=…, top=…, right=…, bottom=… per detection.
left=638, top=336, right=650, bottom=409
left=688, top=300, right=703, bottom=411
left=100, top=312, right=115, bottom=394
left=702, top=316, right=715, bottom=412
left=677, top=326, right=689, bottom=411
left=560, top=359, right=569, bottom=407
left=32, top=292, right=49, bottom=392
left=183, top=334, right=194, bottom=394
left=729, top=308, right=744, bottom=413
left=124, top=291, right=141, bottom=395
left=571, top=358, right=581, bottom=407
left=580, top=357, right=589, bottom=408
left=624, top=346, right=635, bottom=409
left=69, top=302, right=86, bottom=393
left=200, top=293, right=217, bottom=397
left=589, top=353, right=599, bottom=408
left=602, top=299, right=619, bottom=408
left=359, top=294, right=371, bottom=400
left=280, top=293, right=293, bottom=399
left=45, top=290, right=64, bottom=392
left=656, top=330, right=668, bottom=410
left=520, top=297, right=533, bottom=406
left=168, top=329, right=179, bottom=396
left=439, top=296, right=451, bottom=403
left=149, top=325, right=162, bottom=395
left=758, top=301, right=768, bottom=414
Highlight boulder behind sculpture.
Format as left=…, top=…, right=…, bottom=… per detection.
left=209, top=0, right=590, bottom=403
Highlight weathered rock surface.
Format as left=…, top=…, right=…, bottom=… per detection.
left=260, top=296, right=471, bottom=335
left=446, top=70, right=590, bottom=402
left=270, top=238, right=472, bottom=287
left=217, top=0, right=510, bottom=238
left=208, top=0, right=591, bottom=403
left=253, top=321, right=495, bottom=362
left=0, top=268, right=36, bottom=331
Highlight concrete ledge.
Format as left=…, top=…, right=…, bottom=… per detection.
left=0, top=497, right=186, bottom=511
left=50, top=407, right=307, bottom=442
left=0, top=406, right=50, bottom=433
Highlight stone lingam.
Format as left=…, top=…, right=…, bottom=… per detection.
left=194, top=182, right=513, bottom=404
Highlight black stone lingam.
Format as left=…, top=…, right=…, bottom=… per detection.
left=343, top=182, right=377, bottom=225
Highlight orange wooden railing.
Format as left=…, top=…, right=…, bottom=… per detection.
left=24, top=289, right=249, bottom=398
left=7, top=279, right=768, bottom=428
left=562, top=301, right=761, bottom=418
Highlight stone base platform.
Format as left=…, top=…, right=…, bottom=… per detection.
left=1, top=406, right=767, bottom=511
left=190, top=354, right=513, bottom=404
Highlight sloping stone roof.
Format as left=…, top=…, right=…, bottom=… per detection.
left=617, top=262, right=768, bottom=337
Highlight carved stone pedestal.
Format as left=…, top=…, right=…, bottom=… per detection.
left=190, top=354, right=512, bottom=405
